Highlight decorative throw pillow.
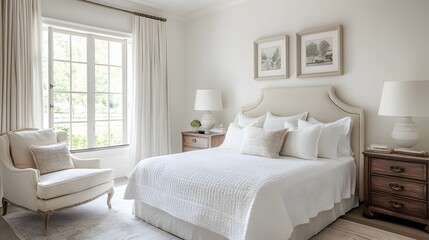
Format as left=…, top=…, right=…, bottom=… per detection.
left=234, top=113, right=266, bottom=128
left=263, top=111, right=308, bottom=130
left=29, top=141, right=75, bottom=175
left=308, top=117, right=353, bottom=157
left=299, top=119, right=343, bottom=159
left=240, top=127, right=288, bottom=158
left=220, top=122, right=258, bottom=150
left=7, top=129, right=57, bottom=169
left=280, top=123, right=323, bottom=160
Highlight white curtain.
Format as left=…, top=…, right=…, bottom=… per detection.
left=129, top=16, right=170, bottom=170
left=0, top=0, right=43, bottom=133
left=0, top=0, right=43, bottom=207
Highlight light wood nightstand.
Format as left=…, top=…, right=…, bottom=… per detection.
left=181, top=131, right=225, bottom=152
left=363, top=151, right=429, bottom=233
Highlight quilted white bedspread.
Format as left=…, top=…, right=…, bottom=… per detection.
left=124, top=148, right=356, bottom=240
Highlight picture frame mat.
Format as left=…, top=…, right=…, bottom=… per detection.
left=254, top=35, right=289, bottom=80
left=300, top=30, right=339, bottom=74
left=258, top=39, right=286, bottom=77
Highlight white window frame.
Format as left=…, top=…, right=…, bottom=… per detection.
left=47, top=26, right=128, bottom=150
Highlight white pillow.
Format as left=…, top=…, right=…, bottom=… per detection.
left=219, top=122, right=258, bottom=150
left=299, top=120, right=342, bottom=159
left=280, top=123, right=323, bottom=160
left=308, top=117, right=353, bottom=157
left=29, top=141, right=75, bottom=175
left=240, top=127, right=288, bottom=158
left=263, top=111, right=308, bottom=130
left=234, top=113, right=266, bottom=128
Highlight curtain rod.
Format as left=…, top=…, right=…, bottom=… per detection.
left=77, top=0, right=167, bottom=22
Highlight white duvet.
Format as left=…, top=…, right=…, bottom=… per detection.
left=124, top=148, right=356, bottom=240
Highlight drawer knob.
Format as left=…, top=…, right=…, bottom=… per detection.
left=389, top=183, right=404, bottom=191
left=192, top=139, right=197, bottom=143
left=390, top=165, right=405, bottom=173
left=389, top=201, right=404, bottom=209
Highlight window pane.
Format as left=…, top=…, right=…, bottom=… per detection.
left=110, top=66, right=122, bottom=93
left=95, top=121, right=109, bottom=147
left=110, top=121, right=122, bottom=145
left=95, top=93, right=109, bottom=120
left=95, top=39, right=108, bottom=64
left=110, top=94, right=122, bottom=120
left=71, top=93, right=87, bottom=121
left=54, top=93, right=70, bottom=123
left=110, top=41, right=122, bottom=66
left=42, top=29, right=49, bottom=128
left=54, top=123, right=70, bottom=141
left=71, top=35, right=87, bottom=62
left=53, top=61, right=70, bottom=91
left=95, top=65, right=108, bottom=92
left=72, top=123, right=87, bottom=150
left=53, top=32, right=70, bottom=60
left=71, top=63, right=87, bottom=92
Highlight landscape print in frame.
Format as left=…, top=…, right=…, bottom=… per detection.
left=297, top=25, right=343, bottom=77
left=254, top=35, right=289, bottom=80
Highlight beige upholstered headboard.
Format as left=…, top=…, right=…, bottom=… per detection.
left=242, top=86, right=365, bottom=200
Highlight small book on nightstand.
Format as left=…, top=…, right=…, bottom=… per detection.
left=366, top=144, right=393, bottom=154
left=393, top=148, right=429, bottom=157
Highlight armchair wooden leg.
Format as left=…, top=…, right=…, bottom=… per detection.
left=2, top=198, right=8, bottom=216
left=107, top=188, right=114, bottom=209
left=38, top=210, right=52, bottom=232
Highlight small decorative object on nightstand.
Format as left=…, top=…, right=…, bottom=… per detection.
left=182, top=131, right=225, bottom=152
left=363, top=151, right=429, bottom=233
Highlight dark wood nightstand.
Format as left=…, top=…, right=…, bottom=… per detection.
left=181, top=131, right=225, bottom=152
left=363, top=151, right=429, bottom=233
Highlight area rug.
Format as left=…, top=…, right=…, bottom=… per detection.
left=2, top=185, right=180, bottom=240
left=3, top=185, right=412, bottom=240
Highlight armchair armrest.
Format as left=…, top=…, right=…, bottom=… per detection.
left=71, top=155, right=101, bottom=169
left=0, top=160, right=40, bottom=210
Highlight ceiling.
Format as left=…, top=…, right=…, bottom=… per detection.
left=124, top=0, right=239, bottom=16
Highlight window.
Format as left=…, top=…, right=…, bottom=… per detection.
left=43, top=27, right=127, bottom=150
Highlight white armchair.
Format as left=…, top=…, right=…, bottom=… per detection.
left=0, top=129, right=114, bottom=231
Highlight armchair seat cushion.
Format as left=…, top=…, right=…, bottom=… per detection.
left=37, top=168, right=114, bottom=199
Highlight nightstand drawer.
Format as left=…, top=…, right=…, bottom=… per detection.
left=183, top=136, right=209, bottom=148
left=370, top=158, right=427, bottom=181
left=371, top=175, right=427, bottom=200
left=371, top=192, right=427, bottom=218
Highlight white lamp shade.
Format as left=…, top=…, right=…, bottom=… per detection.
left=194, top=89, right=223, bottom=111
left=378, top=80, right=429, bottom=117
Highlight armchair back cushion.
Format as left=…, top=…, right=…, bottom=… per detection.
left=7, top=129, right=57, bottom=169
left=29, top=142, right=74, bottom=175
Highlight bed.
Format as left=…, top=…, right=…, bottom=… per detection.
left=125, top=86, right=364, bottom=240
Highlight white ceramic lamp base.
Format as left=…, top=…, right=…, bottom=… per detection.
left=391, top=117, right=420, bottom=148
left=200, top=112, right=217, bottom=130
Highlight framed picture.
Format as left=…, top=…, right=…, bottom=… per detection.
left=297, top=25, right=343, bottom=78
left=254, top=35, right=289, bottom=80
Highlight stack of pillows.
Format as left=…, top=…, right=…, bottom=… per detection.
left=7, top=129, right=75, bottom=175
left=220, top=112, right=353, bottom=160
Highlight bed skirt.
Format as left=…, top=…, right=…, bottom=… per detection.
left=133, top=195, right=359, bottom=240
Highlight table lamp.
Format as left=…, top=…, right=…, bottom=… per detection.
left=378, top=80, right=429, bottom=148
left=194, top=89, right=223, bottom=130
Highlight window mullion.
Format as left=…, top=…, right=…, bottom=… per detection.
left=87, top=34, right=95, bottom=148
left=48, top=27, right=54, bottom=128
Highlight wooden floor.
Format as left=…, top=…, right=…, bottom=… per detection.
left=342, top=205, right=428, bottom=240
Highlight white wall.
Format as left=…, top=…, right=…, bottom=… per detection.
left=41, top=0, right=186, bottom=176
left=183, top=0, right=429, bottom=151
